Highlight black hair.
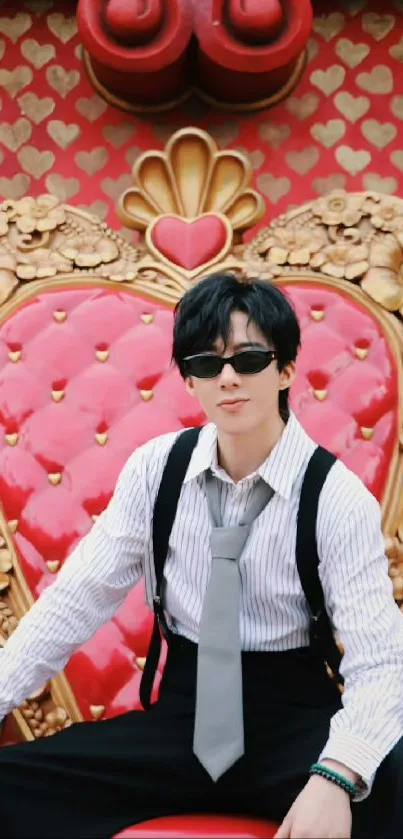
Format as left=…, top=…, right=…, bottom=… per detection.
left=172, top=272, right=301, bottom=421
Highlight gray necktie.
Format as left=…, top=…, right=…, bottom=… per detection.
left=193, top=471, right=274, bottom=781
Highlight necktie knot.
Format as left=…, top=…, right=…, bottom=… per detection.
left=210, top=525, right=250, bottom=560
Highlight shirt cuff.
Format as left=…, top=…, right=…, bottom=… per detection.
left=318, top=734, right=382, bottom=801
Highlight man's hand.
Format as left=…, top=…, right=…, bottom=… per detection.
left=274, top=775, right=352, bottom=839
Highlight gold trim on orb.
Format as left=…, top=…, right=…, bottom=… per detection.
left=82, top=49, right=193, bottom=115
left=195, top=50, right=307, bottom=113
left=83, top=48, right=306, bottom=115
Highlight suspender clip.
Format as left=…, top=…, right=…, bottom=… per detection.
left=153, top=595, right=170, bottom=639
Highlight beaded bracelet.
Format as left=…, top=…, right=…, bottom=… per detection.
left=309, top=763, right=357, bottom=799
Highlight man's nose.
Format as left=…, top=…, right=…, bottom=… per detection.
left=218, top=360, right=241, bottom=386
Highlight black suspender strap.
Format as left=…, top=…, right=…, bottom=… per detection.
left=139, top=427, right=202, bottom=710
left=140, top=433, right=343, bottom=708
left=296, top=445, right=344, bottom=686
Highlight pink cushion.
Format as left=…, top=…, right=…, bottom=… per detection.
left=113, top=814, right=277, bottom=838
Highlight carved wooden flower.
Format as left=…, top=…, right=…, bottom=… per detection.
left=98, top=255, right=140, bottom=282
left=0, top=250, right=18, bottom=304
left=361, top=235, right=403, bottom=311
left=363, top=197, right=403, bottom=234
left=16, top=248, right=72, bottom=281
left=310, top=242, right=369, bottom=280
left=59, top=232, right=119, bottom=268
left=385, top=536, right=403, bottom=601
left=1, top=195, right=66, bottom=234
left=312, top=190, right=366, bottom=228
left=257, top=227, right=327, bottom=268
left=0, top=212, right=9, bottom=238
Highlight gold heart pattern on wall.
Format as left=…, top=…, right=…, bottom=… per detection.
left=0, top=0, right=402, bottom=228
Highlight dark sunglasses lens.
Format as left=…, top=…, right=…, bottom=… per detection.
left=233, top=351, right=271, bottom=374
left=187, top=356, right=222, bottom=378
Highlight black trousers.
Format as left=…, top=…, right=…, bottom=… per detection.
left=1, top=635, right=402, bottom=838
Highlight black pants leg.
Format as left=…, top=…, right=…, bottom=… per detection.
left=0, top=694, right=219, bottom=839
left=1, top=639, right=401, bottom=838
left=225, top=646, right=403, bottom=839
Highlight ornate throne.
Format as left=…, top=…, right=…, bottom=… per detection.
left=0, top=127, right=402, bottom=838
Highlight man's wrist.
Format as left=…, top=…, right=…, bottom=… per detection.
left=319, top=758, right=360, bottom=785
left=308, top=772, right=352, bottom=801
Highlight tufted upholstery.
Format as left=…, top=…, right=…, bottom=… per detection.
left=0, top=280, right=398, bottom=726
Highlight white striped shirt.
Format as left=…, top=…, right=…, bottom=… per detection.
left=1, top=412, right=403, bottom=796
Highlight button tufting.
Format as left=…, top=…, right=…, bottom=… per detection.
left=48, top=473, right=62, bottom=486
left=51, top=389, right=65, bottom=402
left=140, top=314, right=154, bottom=324
left=310, top=308, right=325, bottom=322
left=95, top=432, right=108, bottom=445
left=53, top=311, right=67, bottom=323
left=313, top=389, right=327, bottom=401
left=5, top=433, right=18, bottom=446
left=96, top=349, right=109, bottom=362
left=90, top=705, right=105, bottom=720
left=8, top=350, right=21, bottom=363
left=46, top=560, right=60, bottom=573
left=140, top=390, right=153, bottom=401
left=361, top=427, right=374, bottom=440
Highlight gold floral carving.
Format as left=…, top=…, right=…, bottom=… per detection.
left=0, top=515, right=80, bottom=740
left=245, top=190, right=403, bottom=314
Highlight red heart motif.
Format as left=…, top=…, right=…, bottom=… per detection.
left=150, top=214, right=230, bottom=271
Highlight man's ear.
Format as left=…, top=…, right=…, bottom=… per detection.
left=279, top=361, right=296, bottom=391
left=185, top=377, right=196, bottom=396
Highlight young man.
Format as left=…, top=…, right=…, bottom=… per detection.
left=0, top=272, right=402, bottom=838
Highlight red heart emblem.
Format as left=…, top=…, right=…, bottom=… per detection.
left=149, top=214, right=231, bottom=271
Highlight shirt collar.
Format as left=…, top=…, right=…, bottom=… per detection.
left=183, top=412, right=315, bottom=500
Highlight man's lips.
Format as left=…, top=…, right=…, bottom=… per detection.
left=218, top=398, right=249, bottom=410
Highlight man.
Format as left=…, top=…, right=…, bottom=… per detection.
left=0, top=271, right=402, bottom=838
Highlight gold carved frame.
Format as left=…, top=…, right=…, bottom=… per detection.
left=0, top=127, right=402, bottom=740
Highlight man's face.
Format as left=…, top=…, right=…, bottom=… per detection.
left=186, top=310, right=296, bottom=435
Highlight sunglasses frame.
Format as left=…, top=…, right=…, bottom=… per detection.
left=183, top=348, right=278, bottom=379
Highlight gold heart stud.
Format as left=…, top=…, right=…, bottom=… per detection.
left=90, top=705, right=105, bottom=720
left=48, top=473, right=62, bottom=486
left=53, top=310, right=67, bottom=322
left=5, top=433, right=18, bottom=446
left=46, top=560, right=60, bottom=573
left=51, top=390, right=65, bottom=402
left=140, top=390, right=153, bottom=402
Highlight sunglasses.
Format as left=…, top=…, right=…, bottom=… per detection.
left=183, top=349, right=277, bottom=379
